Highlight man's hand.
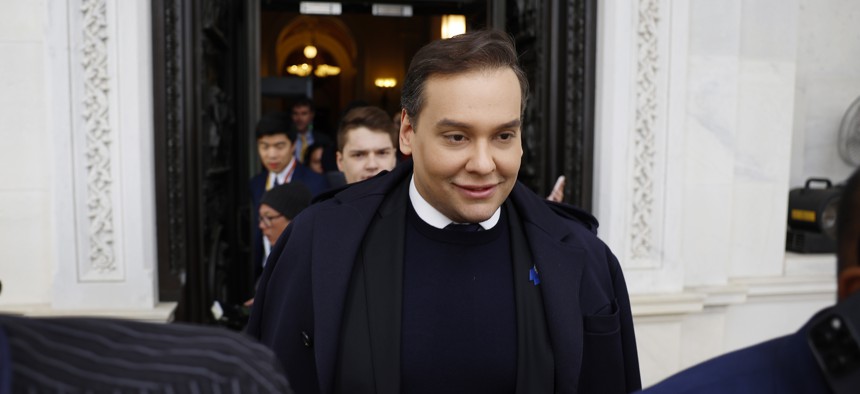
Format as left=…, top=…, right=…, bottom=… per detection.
left=547, top=175, right=565, bottom=202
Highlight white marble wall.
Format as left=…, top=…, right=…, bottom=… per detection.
left=595, top=0, right=688, bottom=294
left=597, top=0, right=853, bottom=387
left=731, top=0, right=798, bottom=278
left=681, top=0, right=742, bottom=287
left=0, top=0, right=160, bottom=313
left=790, top=0, right=860, bottom=187
left=0, top=0, right=51, bottom=305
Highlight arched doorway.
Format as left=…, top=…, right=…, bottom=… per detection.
left=276, top=16, right=357, bottom=108
left=259, top=16, right=357, bottom=135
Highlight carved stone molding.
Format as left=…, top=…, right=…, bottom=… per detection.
left=630, top=0, right=659, bottom=261
left=80, top=0, right=117, bottom=275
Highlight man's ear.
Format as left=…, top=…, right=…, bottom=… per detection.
left=838, top=266, right=860, bottom=301
left=399, top=109, right=414, bottom=156
left=336, top=151, right=344, bottom=172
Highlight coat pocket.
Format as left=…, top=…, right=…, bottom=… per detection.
left=580, top=299, right=626, bottom=393
left=583, top=299, right=620, bottom=335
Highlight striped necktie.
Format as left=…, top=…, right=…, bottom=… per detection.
left=299, top=134, right=308, bottom=163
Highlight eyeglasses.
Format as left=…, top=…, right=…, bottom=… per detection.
left=259, top=214, right=284, bottom=228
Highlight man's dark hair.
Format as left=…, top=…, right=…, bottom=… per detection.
left=292, top=96, right=315, bottom=113
left=400, top=29, right=528, bottom=125
left=337, top=106, right=398, bottom=152
left=256, top=112, right=296, bottom=143
left=837, top=166, right=860, bottom=273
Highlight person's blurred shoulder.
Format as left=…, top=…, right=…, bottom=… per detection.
left=0, top=314, right=293, bottom=393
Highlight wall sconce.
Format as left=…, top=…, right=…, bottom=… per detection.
left=374, top=78, right=397, bottom=88
left=375, top=78, right=397, bottom=110
left=441, top=15, right=466, bottom=39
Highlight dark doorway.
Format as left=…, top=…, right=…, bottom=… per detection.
left=257, top=0, right=596, bottom=208
left=151, top=0, right=597, bottom=324
left=509, top=0, right=598, bottom=209
left=258, top=2, right=489, bottom=142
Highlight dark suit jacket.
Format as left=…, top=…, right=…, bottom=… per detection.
left=249, top=164, right=330, bottom=276
left=246, top=161, right=640, bottom=394
left=639, top=312, right=831, bottom=394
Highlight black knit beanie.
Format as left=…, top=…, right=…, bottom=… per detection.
left=260, top=182, right=312, bottom=220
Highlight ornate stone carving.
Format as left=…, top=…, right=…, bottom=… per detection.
left=81, top=0, right=116, bottom=274
left=630, top=0, right=659, bottom=260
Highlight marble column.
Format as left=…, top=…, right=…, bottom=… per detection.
left=48, top=0, right=158, bottom=310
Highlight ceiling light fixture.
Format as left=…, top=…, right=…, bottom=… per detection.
left=299, top=2, right=342, bottom=15
left=371, top=4, right=413, bottom=17
left=441, top=15, right=466, bottom=39
left=303, top=45, right=318, bottom=59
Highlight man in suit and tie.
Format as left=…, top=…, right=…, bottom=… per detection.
left=292, top=97, right=333, bottom=164
left=249, top=113, right=329, bottom=275
left=640, top=168, right=860, bottom=394
left=247, top=30, right=640, bottom=394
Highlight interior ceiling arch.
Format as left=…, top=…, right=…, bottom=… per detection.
left=275, top=16, right=358, bottom=76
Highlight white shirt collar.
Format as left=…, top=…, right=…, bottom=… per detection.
left=269, top=157, right=296, bottom=185
left=408, top=175, right=501, bottom=230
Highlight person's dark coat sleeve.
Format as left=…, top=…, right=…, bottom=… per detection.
left=610, top=245, right=642, bottom=393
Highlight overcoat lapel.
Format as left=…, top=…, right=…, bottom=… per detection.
left=361, top=181, right=409, bottom=393
left=312, top=202, right=375, bottom=394
left=511, top=185, right=586, bottom=393
left=507, top=201, right=555, bottom=394
left=310, top=164, right=412, bottom=394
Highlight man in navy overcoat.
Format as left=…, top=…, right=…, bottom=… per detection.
left=247, top=30, right=640, bottom=394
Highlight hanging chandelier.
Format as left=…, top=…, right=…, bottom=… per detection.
left=286, top=43, right=340, bottom=78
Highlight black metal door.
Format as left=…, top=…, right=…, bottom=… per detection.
left=152, top=0, right=256, bottom=323
left=507, top=0, right=596, bottom=210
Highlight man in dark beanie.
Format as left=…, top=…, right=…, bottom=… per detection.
left=259, top=182, right=312, bottom=249
left=243, top=182, right=314, bottom=309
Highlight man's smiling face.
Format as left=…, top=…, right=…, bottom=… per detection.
left=400, top=67, right=523, bottom=223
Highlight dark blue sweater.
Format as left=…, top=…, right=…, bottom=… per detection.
left=401, top=205, right=517, bottom=394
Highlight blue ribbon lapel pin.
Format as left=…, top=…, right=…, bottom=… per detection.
left=529, top=264, right=540, bottom=286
